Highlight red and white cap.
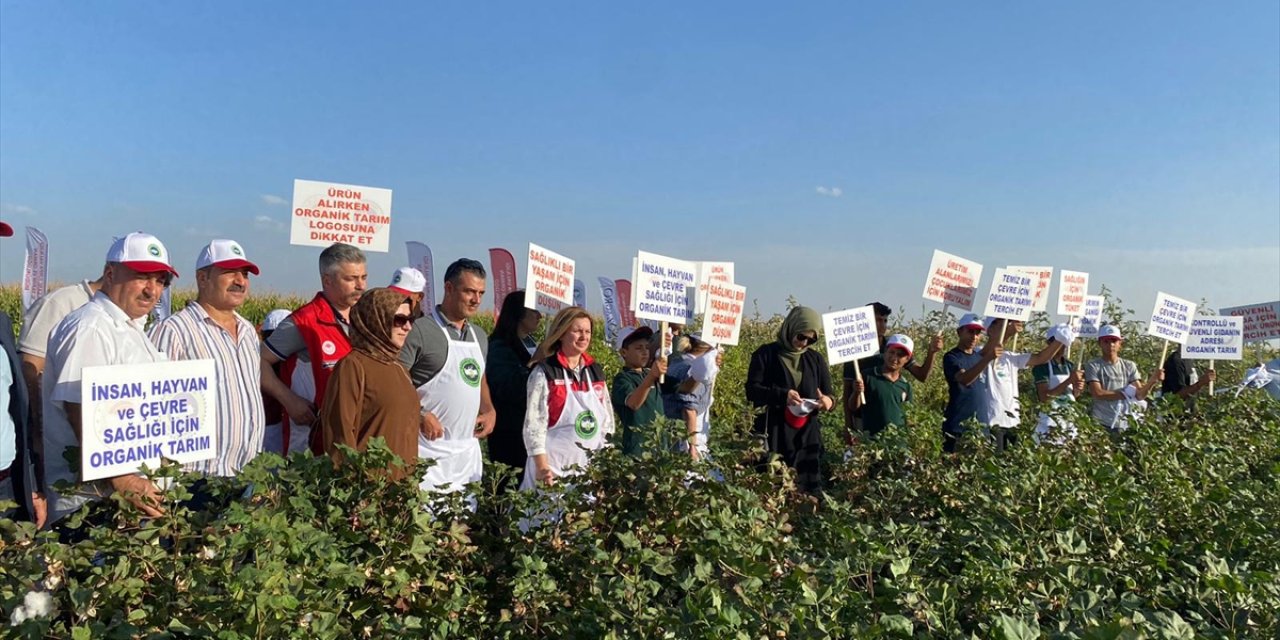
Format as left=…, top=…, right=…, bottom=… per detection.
left=957, top=313, right=984, bottom=331
left=196, top=239, right=260, bottom=275
left=105, top=232, right=179, bottom=277
left=388, top=267, right=426, bottom=296
left=0, top=221, right=12, bottom=237
left=884, top=334, right=914, bottom=358
left=1098, top=324, right=1123, bottom=341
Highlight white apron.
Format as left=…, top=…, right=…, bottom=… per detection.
left=520, top=366, right=609, bottom=490
left=1034, top=361, right=1078, bottom=444
left=416, top=317, right=485, bottom=493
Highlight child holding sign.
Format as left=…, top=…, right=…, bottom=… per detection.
left=611, top=327, right=668, bottom=456
left=1084, top=325, right=1164, bottom=431
left=848, top=335, right=915, bottom=437
left=977, top=318, right=1066, bottom=450
left=1032, top=325, right=1085, bottom=444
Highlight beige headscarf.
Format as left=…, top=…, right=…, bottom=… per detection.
left=776, top=306, right=822, bottom=385
left=349, top=288, right=412, bottom=365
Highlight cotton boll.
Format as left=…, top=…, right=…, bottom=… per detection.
left=24, top=591, right=54, bottom=618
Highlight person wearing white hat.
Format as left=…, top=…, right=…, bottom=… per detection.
left=1084, top=325, right=1164, bottom=430
left=387, top=267, right=427, bottom=313
left=258, top=309, right=293, bottom=455
left=1032, top=324, right=1085, bottom=444
left=42, top=232, right=178, bottom=526
left=975, top=317, right=1066, bottom=450
left=149, top=240, right=265, bottom=480
left=848, top=334, right=916, bottom=437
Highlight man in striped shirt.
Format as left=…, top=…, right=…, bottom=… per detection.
left=150, top=239, right=265, bottom=477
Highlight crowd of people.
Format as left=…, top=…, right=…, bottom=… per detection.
left=0, top=227, right=1222, bottom=531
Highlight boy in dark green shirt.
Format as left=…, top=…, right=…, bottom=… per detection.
left=850, top=334, right=915, bottom=437
left=611, top=327, right=668, bottom=455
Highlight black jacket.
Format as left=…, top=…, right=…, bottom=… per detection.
left=1, top=311, right=37, bottom=521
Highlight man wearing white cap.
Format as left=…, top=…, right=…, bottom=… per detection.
left=42, top=232, right=178, bottom=525
left=387, top=267, right=427, bottom=313
left=149, top=240, right=265, bottom=477
left=1085, top=325, right=1164, bottom=430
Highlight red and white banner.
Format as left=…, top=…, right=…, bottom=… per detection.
left=615, top=279, right=636, bottom=328
left=22, top=226, right=48, bottom=311
left=488, top=247, right=519, bottom=321
left=405, top=241, right=436, bottom=313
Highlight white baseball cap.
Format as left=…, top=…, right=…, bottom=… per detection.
left=261, top=309, right=291, bottom=332
left=1098, top=324, right=1124, bottom=341
left=388, top=267, right=426, bottom=296
left=105, top=232, right=179, bottom=277
left=195, top=239, right=260, bottom=275
left=884, top=334, right=914, bottom=358
left=956, top=313, right=984, bottom=331
left=615, top=325, right=654, bottom=351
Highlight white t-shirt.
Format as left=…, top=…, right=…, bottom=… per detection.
left=43, top=291, right=167, bottom=524
left=977, top=352, right=1033, bottom=428
left=17, top=280, right=94, bottom=358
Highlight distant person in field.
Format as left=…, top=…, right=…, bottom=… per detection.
left=317, top=288, right=418, bottom=479
left=842, top=302, right=943, bottom=442
left=258, top=309, right=293, bottom=455
left=1032, top=325, right=1085, bottom=444
left=1161, top=349, right=1215, bottom=407
left=484, top=291, right=541, bottom=486
left=0, top=221, right=38, bottom=525
left=260, top=243, right=367, bottom=455
left=522, top=306, right=614, bottom=489
left=1085, top=325, right=1163, bottom=431
left=847, top=334, right=915, bottom=438
left=386, top=266, right=427, bottom=315
left=746, top=306, right=835, bottom=494
left=975, top=317, right=1065, bottom=450
left=611, top=326, right=667, bottom=456
left=399, top=258, right=495, bottom=496
left=941, top=313, right=991, bottom=453
left=42, top=232, right=178, bottom=526
left=149, top=240, right=265, bottom=478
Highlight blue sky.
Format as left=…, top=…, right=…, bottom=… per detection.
left=2, top=1, right=1277, bottom=323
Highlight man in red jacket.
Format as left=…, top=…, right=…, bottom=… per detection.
left=259, top=243, right=367, bottom=454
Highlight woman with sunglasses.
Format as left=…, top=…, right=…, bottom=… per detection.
left=745, top=306, right=835, bottom=495
left=318, top=288, right=419, bottom=479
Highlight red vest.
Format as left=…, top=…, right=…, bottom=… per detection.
left=288, top=292, right=352, bottom=454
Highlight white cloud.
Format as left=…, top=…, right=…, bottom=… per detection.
left=815, top=186, right=843, bottom=198
left=260, top=194, right=288, bottom=206
left=0, top=202, right=37, bottom=216
left=253, top=215, right=285, bottom=232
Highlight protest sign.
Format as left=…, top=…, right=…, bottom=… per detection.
left=80, top=359, right=218, bottom=482
left=614, top=279, right=636, bottom=328
left=290, top=179, right=392, bottom=252
left=488, top=248, right=518, bottom=320
left=1147, top=292, right=1197, bottom=345
left=822, top=305, right=880, bottom=366
left=22, top=226, right=48, bottom=312
left=633, top=251, right=698, bottom=325
left=1182, top=316, right=1244, bottom=361
left=701, top=281, right=746, bottom=346
left=524, top=243, right=576, bottom=314
left=1008, top=266, right=1053, bottom=312
left=598, top=277, right=623, bottom=348
left=1056, top=269, right=1090, bottom=317
left=406, top=241, right=436, bottom=312
left=695, top=261, right=735, bottom=314
left=1076, top=295, right=1105, bottom=338
left=1219, top=301, right=1280, bottom=343
left=982, top=268, right=1035, bottom=322
left=921, top=249, right=983, bottom=312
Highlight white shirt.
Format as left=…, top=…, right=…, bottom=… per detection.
left=17, top=279, right=94, bottom=358
left=43, top=291, right=167, bottom=524
left=977, top=352, right=1033, bottom=428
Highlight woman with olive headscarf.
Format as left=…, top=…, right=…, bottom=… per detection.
left=318, top=288, right=419, bottom=479
left=745, top=305, right=835, bottom=494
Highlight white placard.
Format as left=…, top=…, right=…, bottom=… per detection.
left=982, top=268, right=1035, bottom=321
left=701, top=281, right=747, bottom=346
left=523, top=243, right=576, bottom=314
left=1182, top=316, right=1244, bottom=361
left=1147, top=292, right=1197, bottom=345
left=921, top=249, right=983, bottom=311
left=1008, top=266, right=1053, bottom=312
left=1075, top=295, right=1105, bottom=338
left=633, top=251, right=698, bottom=325
left=290, top=179, right=393, bottom=252
left=822, top=305, right=880, bottom=366
left=695, top=261, right=735, bottom=314
left=80, top=359, right=218, bottom=482
left=1219, top=301, right=1280, bottom=343
left=1056, top=269, right=1090, bottom=317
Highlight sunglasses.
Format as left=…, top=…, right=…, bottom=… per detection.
left=795, top=334, right=818, bottom=346
left=392, top=314, right=414, bottom=328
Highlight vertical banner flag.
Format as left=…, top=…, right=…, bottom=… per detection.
left=1007, top=266, right=1053, bottom=312
left=695, top=261, right=735, bottom=314
left=630, top=258, right=639, bottom=312
left=822, top=305, right=880, bottom=366
left=1182, top=316, right=1244, bottom=360
left=405, top=241, right=436, bottom=312
left=922, top=249, right=983, bottom=312
left=633, top=251, right=698, bottom=325
left=1147, top=292, right=1197, bottom=345
left=573, top=278, right=587, bottom=310
left=290, top=179, right=393, bottom=252
left=1075, top=295, right=1105, bottom=338
left=524, top=243, right=576, bottom=314
left=615, top=279, right=636, bottom=328
left=152, top=287, right=173, bottom=323
left=1218, top=301, right=1280, bottom=343
left=1056, top=270, right=1090, bottom=317
left=982, top=267, right=1036, bottom=321
left=22, top=226, right=48, bottom=311
left=80, top=359, right=219, bottom=481
left=598, top=277, right=623, bottom=348
left=700, top=281, right=747, bottom=346
left=488, top=247, right=518, bottom=320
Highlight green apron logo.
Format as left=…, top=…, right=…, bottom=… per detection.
left=574, top=410, right=598, bottom=439
left=460, top=358, right=481, bottom=387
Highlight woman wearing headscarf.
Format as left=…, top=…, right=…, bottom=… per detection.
left=521, top=306, right=614, bottom=489
left=318, top=288, right=419, bottom=479
left=485, top=291, right=542, bottom=485
left=745, top=306, right=835, bottom=494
